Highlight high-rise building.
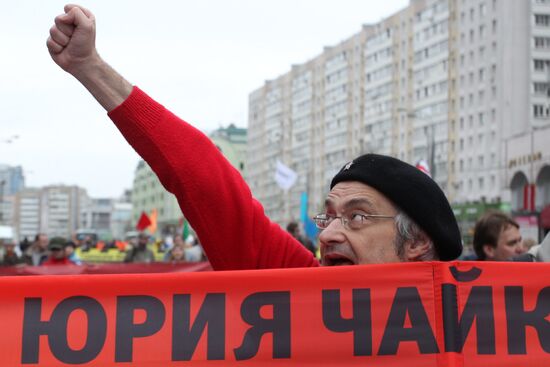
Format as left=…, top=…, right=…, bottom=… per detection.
left=0, top=164, right=25, bottom=227
left=13, top=185, right=88, bottom=240
left=247, top=0, right=550, bottom=235
left=14, top=189, right=41, bottom=241
left=41, top=185, right=88, bottom=238
left=0, top=164, right=25, bottom=196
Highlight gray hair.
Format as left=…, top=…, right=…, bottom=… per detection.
left=394, top=211, right=438, bottom=261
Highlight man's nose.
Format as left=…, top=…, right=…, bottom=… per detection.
left=318, top=218, right=346, bottom=243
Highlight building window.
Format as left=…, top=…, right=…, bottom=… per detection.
left=535, top=36, right=550, bottom=49
left=535, top=14, right=550, bottom=26
left=534, top=104, right=550, bottom=118
left=534, top=82, right=550, bottom=95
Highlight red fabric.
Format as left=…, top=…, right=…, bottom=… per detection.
left=136, top=211, right=152, bottom=231
left=541, top=204, right=550, bottom=228
left=1, top=262, right=549, bottom=365
left=41, top=257, right=72, bottom=266
left=108, top=87, right=319, bottom=271
left=0, top=262, right=212, bottom=276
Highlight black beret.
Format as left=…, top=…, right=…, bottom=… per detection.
left=330, top=153, right=462, bottom=260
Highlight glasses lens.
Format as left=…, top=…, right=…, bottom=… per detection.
left=314, top=215, right=328, bottom=229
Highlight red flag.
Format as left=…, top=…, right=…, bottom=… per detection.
left=136, top=211, right=151, bottom=231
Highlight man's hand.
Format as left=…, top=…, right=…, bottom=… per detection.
left=47, top=4, right=99, bottom=77
left=46, top=4, right=132, bottom=111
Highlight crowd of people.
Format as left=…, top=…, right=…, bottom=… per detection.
left=0, top=231, right=206, bottom=267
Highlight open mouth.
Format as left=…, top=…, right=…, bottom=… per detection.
left=323, top=254, right=355, bottom=266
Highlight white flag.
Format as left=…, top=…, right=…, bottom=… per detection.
left=274, top=160, right=297, bottom=190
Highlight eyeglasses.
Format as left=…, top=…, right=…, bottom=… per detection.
left=313, top=213, right=395, bottom=231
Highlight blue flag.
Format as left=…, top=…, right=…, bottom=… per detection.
left=300, top=192, right=318, bottom=244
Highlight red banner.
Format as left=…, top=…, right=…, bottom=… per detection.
left=0, top=261, right=548, bottom=366
left=0, top=262, right=212, bottom=276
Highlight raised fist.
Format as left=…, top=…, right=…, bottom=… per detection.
left=47, top=4, right=98, bottom=75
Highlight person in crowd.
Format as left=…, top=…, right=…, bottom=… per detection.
left=166, top=243, right=186, bottom=263
left=64, top=241, right=83, bottom=265
left=473, top=211, right=525, bottom=261
left=1, top=240, right=23, bottom=266
left=23, top=233, right=49, bottom=266
left=124, top=233, right=155, bottom=263
left=42, top=237, right=73, bottom=266
left=19, top=237, right=31, bottom=253
left=286, top=221, right=316, bottom=256
left=184, top=235, right=205, bottom=262
left=522, top=237, right=537, bottom=251
left=47, top=5, right=462, bottom=271
left=515, top=232, right=550, bottom=262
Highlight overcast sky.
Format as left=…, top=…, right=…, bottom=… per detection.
left=0, top=0, right=408, bottom=198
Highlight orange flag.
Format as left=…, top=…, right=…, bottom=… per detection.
left=148, top=208, right=158, bottom=234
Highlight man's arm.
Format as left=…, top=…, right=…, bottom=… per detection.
left=47, top=4, right=131, bottom=111
left=47, top=5, right=319, bottom=270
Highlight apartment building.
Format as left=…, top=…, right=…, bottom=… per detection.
left=247, top=0, right=550, bottom=235
left=0, top=164, right=25, bottom=226
left=81, top=198, right=115, bottom=239
left=14, top=189, right=41, bottom=241
left=12, top=185, right=88, bottom=240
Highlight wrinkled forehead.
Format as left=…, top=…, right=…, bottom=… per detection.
left=325, top=181, right=396, bottom=213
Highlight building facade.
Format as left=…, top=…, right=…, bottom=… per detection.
left=13, top=185, right=89, bottom=240
left=247, top=0, right=550, bottom=238
left=0, top=164, right=25, bottom=227
left=13, top=189, right=41, bottom=241
left=81, top=198, right=115, bottom=239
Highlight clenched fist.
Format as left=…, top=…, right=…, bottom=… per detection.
left=47, top=4, right=99, bottom=76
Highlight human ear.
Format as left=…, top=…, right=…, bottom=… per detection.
left=482, top=244, right=495, bottom=259
left=404, top=234, right=432, bottom=261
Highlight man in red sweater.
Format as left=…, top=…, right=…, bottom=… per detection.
left=46, top=5, right=462, bottom=270
left=42, top=237, right=73, bottom=266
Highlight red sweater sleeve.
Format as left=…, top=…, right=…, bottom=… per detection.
left=108, top=87, right=320, bottom=270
